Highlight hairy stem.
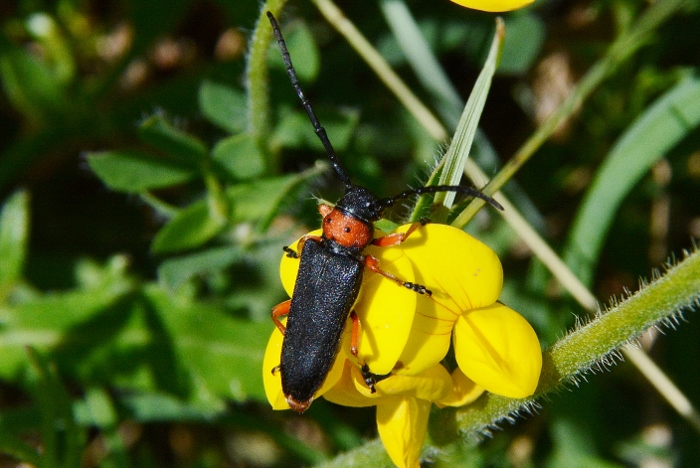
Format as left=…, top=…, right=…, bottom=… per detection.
left=246, top=0, right=288, bottom=174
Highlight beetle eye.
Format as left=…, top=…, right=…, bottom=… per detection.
left=325, top=217, right=332, bottom=223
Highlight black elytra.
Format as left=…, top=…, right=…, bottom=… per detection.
left=267, top=12, right=503, bottom=413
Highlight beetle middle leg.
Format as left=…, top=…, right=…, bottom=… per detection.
left=271, top=299, right=291, bottom=335
left=364, top=255, right=433, bottom=296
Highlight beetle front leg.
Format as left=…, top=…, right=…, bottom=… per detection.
left=282, top=246, right=299, bottom=258
left=370, top=218, right=429, bottom=247
left=271, top=299, right=291, bottom=335
left=283, top=234, right=324, bottom=258
left=364, top=255, right=433, bottom=296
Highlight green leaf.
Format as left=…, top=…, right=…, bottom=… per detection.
left=380, top=0, right=463, bottom=128
left=0, top=43, right=67, bottom=123
left=0, top=279, right=270, bottom=403
left=499, top=13, right=545, bottom=75
left=269, top=20, right=320, bottom=82
left=139, top=115, right=208, bottom=163
left=228, top=166, right=325, bottom=232
left=0, top=190, right=29, bottom=287
left=158, top=245, right=244, bottom=290
left=26, top=347, right=85, bottom=468
left=0, top=406, right=41, bottom=465
left=435, top=18, right=504, bottom=211
left=152, top=165, right=325, bottom=254
left=212, top=133, right=266, bottom=180
left=87, top=150, right=197, bottom=192
left=74, top=392, right=223, bottom=424
left=151, top=201, right=226, bottom=254
left=143, top=284, right=270, bottom=401
left=273, top=108, right=359, bottom=152
left=198, top=80, right=247, bottom=134
left=0, top=263, right=135, bottom=381
left=564, top=75, right=700, bottom=286
left=81, top=387, right=130, bottom=467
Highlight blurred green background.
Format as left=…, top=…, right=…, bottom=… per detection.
left=0, top=0, right=699, bottom=466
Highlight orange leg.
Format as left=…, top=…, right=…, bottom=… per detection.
left=271, top=299, right=291, bottom=335
left=284, top=234, right=323, bottom=258
left=350, top=311, right=362, bottom=357
left=371, top=219, right=428, bottom=247
left=364, top=255, right=432, bottom=296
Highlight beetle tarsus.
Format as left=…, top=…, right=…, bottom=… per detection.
left=403, top=281, right=432, bottom=297
left=361, top=364, right=391, bottom=393
left=283, top=246, right=299, bottom=258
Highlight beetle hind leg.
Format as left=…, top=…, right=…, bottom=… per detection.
left=271, top=299, right=291, bottom=335
left=402, top=281, right=432, bottom=296
left=349, top=311, right=363, bottom=356
left=364, top=255, right=433, bottom=297
left=360, top=363, right=391, bottom=394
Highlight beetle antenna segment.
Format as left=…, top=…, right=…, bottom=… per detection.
left=267, top=12, right=353, bottom=189
left=378, top=185, right=504, bottom=211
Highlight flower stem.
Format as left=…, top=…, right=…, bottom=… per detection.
left=452, top=247, right=700, bottom=437
left=246, top=0, right=288, bottom=174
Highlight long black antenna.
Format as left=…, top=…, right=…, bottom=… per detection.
left=378, top=185, right=504, bottom=211
left=267, top=12, right=353, bottom=189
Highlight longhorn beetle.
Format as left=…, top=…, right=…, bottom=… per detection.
left=267, top=12, right=503, bottom=413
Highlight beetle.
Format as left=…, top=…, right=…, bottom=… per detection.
left=267, top=12, right=503, bottom=413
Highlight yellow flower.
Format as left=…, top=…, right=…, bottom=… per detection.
left=263, top=223, right=542, bottom=467
left=449, top=0, right=534, bottom=12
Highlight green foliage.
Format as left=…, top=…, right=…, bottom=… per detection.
left=565, top=74, right=700, bottom=286
left=0, top=0, right=699, bottom=466
left=87, top=150, right=197, bottom=192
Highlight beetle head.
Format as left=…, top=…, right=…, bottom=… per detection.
left=335, top=186, right=383, bottom=224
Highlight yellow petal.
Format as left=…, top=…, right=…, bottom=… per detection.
left=262, top=325, right=290, bottom=410
left=390, top=224, right=503, bottom=375
left=376, top=397, right=430, bottom=468
left=376, top=364, right=453, bottom=401
left=322, top=359, right=378, bottom=408
left=397, top=224, right=503, bottom=314
left=279, top=229, right=323, bottom=296
left=262, top=319, right=346, bottom=410
left=453, top=303, right=542, bottom=398
left=280, top=229, right=417, bottom=375
left=354, top=245, right=417, bottom=374
left=392, top=312, right=453, bottom=376
left=348, top=363, right=452, bottom=403
left=449, top=0, right=534, bottom=12
left=435, top=368, right=485, bottom=407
